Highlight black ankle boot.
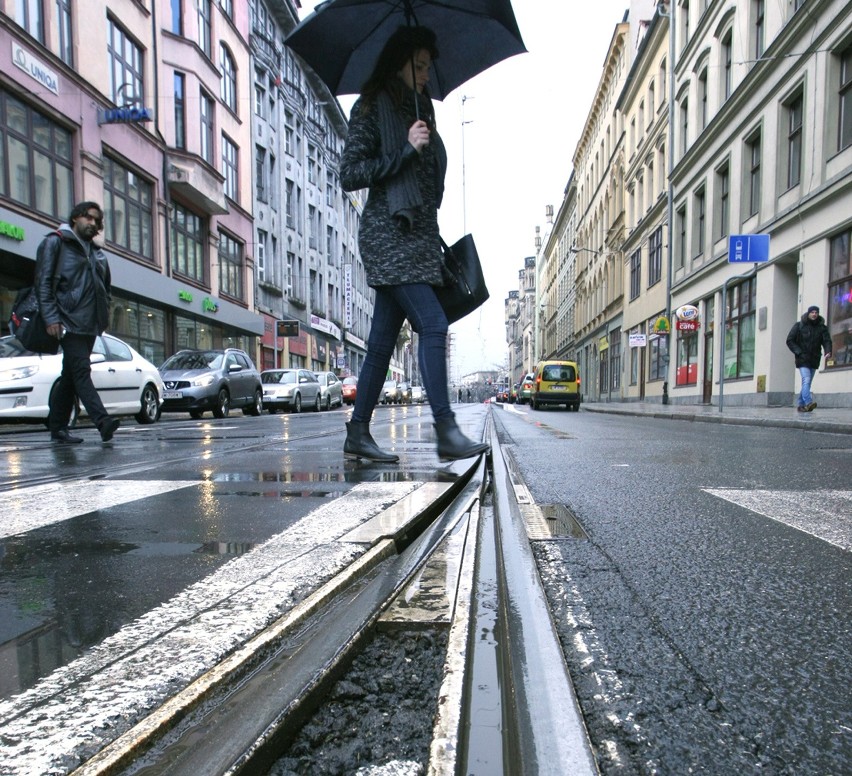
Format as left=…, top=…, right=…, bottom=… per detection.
left=344, top=421, right=399, bottom=462
left=434, top=416, right=489, bottom=461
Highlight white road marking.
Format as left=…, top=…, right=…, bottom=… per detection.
left=704, top=489, right=852, bottom=551
left=0, top=480, right=200, bottom=539
left=0, top=481, right=421, bottom=774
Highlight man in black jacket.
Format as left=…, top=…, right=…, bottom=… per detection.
left=36, top=201, right=120, bottom=443
left=786, top=305, right=832, bottom=412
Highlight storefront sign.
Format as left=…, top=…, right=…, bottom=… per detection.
left=598, top=335, right=609, bottom=352
left=344, top=264, right=353, bottom=330
left=628, top=333, right=647, bottom=347
left=178, top=290, right=193, bottom=303
left=652, top=316, right=671, bottom=334
left=202, top=297, right=219, bottom=313
left=12, top=43, right=58, bottom=96
left=310, top=313, right=341, bottom=340
left=675, top=320, right=700, bottom=331
left=98, top=106, right=154, bottom=125
left=0, top=220, right=24, bottom=241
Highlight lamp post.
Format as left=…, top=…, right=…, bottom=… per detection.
left=461, top=95, right=474, bottom=234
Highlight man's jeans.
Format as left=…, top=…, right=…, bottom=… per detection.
left=48, top=332, right=109, bottom=433
left=352, top=283, right=451, bottom=424
left=797, top=366, right=817, bottom=407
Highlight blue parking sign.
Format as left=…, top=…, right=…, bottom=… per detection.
left=729, top=234, right=770, bottom=263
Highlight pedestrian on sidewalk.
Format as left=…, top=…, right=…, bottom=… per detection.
left=339, top=26, right=488, bottom=463
left=786, top=305, right=832, bottom=412
left=36, top=201, right=121, bottom=444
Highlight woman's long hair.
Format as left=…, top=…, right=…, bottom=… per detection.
left=359, top=25, right=439, bottom=115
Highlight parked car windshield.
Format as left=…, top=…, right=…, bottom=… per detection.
left=262, top=371, right=297, bottom=385
left=161, top=351, right=223, bottom=370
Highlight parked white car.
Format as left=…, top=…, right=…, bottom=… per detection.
left=0, top=333, right=164, bottom=426
left=313, top=371, right=344, bottom=410
left=261, top=368, right=321, bottom=413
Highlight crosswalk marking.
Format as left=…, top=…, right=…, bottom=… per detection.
left=704, top=489, right=852, bottom=551
left=0, top=480, right=201, bottom=539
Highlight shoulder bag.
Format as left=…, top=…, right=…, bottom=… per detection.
left=436, top=234, right=489, bottom=324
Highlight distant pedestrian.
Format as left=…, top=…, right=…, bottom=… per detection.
left=458, top=388, right=462, bottom=403
left=786, top=305, right=832, bottom=412
left=467, top=388, right=471, bottom=403
left=36, top=201, right=120, bottom=443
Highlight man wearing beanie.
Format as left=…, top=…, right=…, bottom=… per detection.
left=786, top=305, right=832, bottom=412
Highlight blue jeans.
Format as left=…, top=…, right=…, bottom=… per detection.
left=797, top=366, right=816, bottom=407
left=352, top=284, right=451, bottom=424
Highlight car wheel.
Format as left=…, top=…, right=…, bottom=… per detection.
left=531, top=398, right=539, bottom=410
left=190, top=410, right=204, bottom=419
left=135, top=384, right=160, bottom=424
left=323, top=394, right=331, bottom=411
left=246, top=389, right=262, bottom=417
left=313, top=393, right=321, bottom=412
left=293, top=394, right=302, bottom=413
left=212, top=388, right=230, bottom=419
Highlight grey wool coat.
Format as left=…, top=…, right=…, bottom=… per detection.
left=340, top=87, right=447, bottom=288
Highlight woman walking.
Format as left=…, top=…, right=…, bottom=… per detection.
left=340, top=25, right=488, bottom=463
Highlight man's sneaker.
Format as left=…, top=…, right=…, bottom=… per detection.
left=796, top=406, right=808, bottom=413
left=99, top=417, right=121, bottom=442
left=806, top=402, right=817, bottom=412
left=51, top=430, right=83, bottom=444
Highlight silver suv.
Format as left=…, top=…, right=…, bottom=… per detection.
left=159, top=348, right=263, bottom=419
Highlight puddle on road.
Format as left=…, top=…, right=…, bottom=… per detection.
left=540, top=503, right=589, bottom=539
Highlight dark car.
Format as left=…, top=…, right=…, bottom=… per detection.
left=342, top=376, right=358, bottom=405
left=159, top=348, right=263, bottom=419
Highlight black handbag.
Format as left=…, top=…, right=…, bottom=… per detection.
left=436, top=234, right=489, bottom=324
left=10, top=287, right=60, bottom=355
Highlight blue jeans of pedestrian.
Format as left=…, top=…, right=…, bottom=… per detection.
left=352, top=284, right=451, bottom=424
left=797, top=366, right=816, bottom=407
left=48, top=332, right=109, bottom=433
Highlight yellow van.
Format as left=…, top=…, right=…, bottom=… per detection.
left=531, top=360, right=581, bottom=411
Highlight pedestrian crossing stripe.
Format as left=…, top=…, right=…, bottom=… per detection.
left=0, top=480, right=201, bottom=539
left=703, top=488, right=852, bottom=552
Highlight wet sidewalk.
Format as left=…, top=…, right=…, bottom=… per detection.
left=580, top=401, right=852, bottom=435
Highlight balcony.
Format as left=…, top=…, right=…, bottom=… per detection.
left=167, top=154, right=228, bottom=215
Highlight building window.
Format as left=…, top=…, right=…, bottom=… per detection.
left=786, top=93, right=803, bottom=189
left=200, top=90, right=214, bottom=164
left=724, top=277, right=756, bottom=379
left=679, top=96, right=689, bottom=157
left=753, top=0, right=765, bottom=60
left=839, top=45, right=852, bottom=152
left=698, top=68, right=708, bottom=130
left=220, top=0, right=233, bottom=19
left=285, top=179, right=294, bottom=227
left=198, top=0, right=212, bottom=58
left=609, top=332, right=622, bottom=392
left=308, top=205, right=318, bottom=249
left=693, top=186, right=705, bottom=258
left=171, top=202, right=205, bottom=283
left=218, top=232, right=244, bottom=301
left=676, top=329, right=699, bottom=385
left=648, top=226, right=663, bottom=286
left=715, top=163, right=730, bottom=240
left=675, top=206, right=687, bottom=269
left=103, top=156, right=153, bottom=260
left=108, top=18, right=144, bottom=107
left=254, top=79, right=266, bottom=120
left=256, top=228, right=267, bottom=282
left=169, top=0, right=182, bottom=35
left=15, top=0, right=45, bottom=43
left=174, top=72, right=185, bottom=149
left=745, top=130, right=761, bottom=217
left=0, top=90, right=73, bottom=219
left=256, top=145, right=267, bottom=202
left=629, top=249, right=641, bottom=300
left=828, top=230, right=851, bottom=364
left=721, top=30, right=733, bottom=102
left=222, top=134, right=238, bottom=202
left=220, top=44, right=237, bottom=113
left=56, top=0, right=73, bottom=66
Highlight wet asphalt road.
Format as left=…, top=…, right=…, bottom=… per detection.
left=0, top=403, right=849, bottom=774
left=493, top=404, right=852, bottom=775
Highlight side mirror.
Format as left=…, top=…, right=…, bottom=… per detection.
left=90, top=353, right=106, bottom=364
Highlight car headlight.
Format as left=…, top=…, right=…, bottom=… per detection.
left=190, top=374, right=216, bottom=388
left=0, top=364, right=40, bottom=381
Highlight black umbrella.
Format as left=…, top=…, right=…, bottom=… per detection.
left=283, top=0, right=527, bottom=101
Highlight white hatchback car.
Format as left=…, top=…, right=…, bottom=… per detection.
left=0, top=333, right=164, bottom=426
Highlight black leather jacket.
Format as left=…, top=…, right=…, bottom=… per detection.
left=786, top=314, right=832, bottom=369
left=35, top=225, right=111, bottom=336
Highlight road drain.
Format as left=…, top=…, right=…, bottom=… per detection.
left=540, top=503, right=588, bottom=539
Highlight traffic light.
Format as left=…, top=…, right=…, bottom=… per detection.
left=276, top=319, right=299, bottom=337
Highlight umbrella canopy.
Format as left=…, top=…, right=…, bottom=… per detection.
left=283, top=0, right=527, bottom=100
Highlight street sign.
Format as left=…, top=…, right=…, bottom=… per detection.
left=729, top=234, right=769, bottom=263
left=628, top=333, right=647, bottom=347
left=276, top=319, right=299, bottom=337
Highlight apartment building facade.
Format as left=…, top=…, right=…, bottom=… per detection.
left=0, top=0, right=263, bottom=366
